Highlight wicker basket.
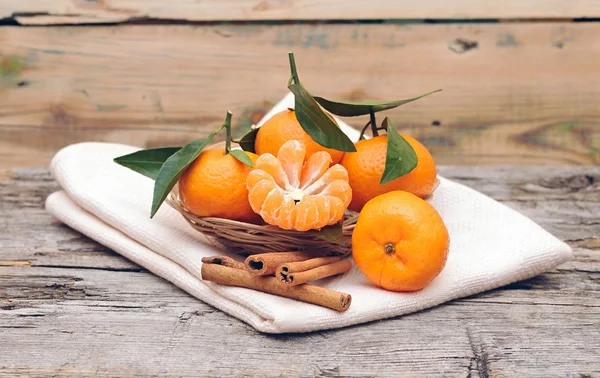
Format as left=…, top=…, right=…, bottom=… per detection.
left=166, top=139, right=439, bottom=256
left=166, top=187, right=358, bottom=256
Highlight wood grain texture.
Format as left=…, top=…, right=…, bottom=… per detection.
left=3, top=0, right=600, bottom=24
left=2, top=22, right=600, bottom=170
left=1, top=166, right=599, bottom=376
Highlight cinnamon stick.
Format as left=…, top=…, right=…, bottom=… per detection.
left=278, top=259, right=352, bottom=286
left=245, top=251, right=322, bottom=276
left=276, top=256, right=343, bottom=282
left=202, top=263, right=352, bottom=312
left=202, top=256, right=246, bottom=270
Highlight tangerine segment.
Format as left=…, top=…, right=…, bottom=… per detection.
left=294, top=195, right=319, bottom=232
left=247, top=140, right=352, bottom=231
left=278, top=196, right=297, bottom=230
left=326, top=197, right=345, bottom=225
left=313, top=196, right=331, bottom=230
left=352, top=190, right=449, bottom=292
left=277, top=139, right=305, bottom=188
left=246, top=169, right=274, bottom=189
left=255, top=109, right=345, bottom=165
left=260, top=187, right=285, bottom=225
left=247, top=177, right=278, bottom=214
left=252, top=153, right=290, bottom=190
left=300, top=151, right=332, bottom=189
left=321, top=180, right=352, bottom=208
left=303, top=165, right=349, bottom=195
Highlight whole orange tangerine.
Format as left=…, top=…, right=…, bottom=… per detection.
left=352, top=190, right=449, bottom=292
left=255, top=109, right=345, bottom=165
left=341, top=134, right=436, bottom=211
left=178, top=149, right=259, bottom=222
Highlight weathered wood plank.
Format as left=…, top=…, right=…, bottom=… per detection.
left=2, top=23, right=600, bottom=170
left=1, top=264, right=599, bottom=377
left=1, top=166, right=599, bottom=376
left=2, top=0, right=600, bottom=24
left=0, top=167, right=142, bottom=271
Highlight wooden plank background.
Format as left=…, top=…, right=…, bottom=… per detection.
left=1, top=3, right=600, bottom=170
left=3, top=0, right=600, bottom=23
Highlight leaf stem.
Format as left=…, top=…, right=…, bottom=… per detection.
left=288, top=52, right=300, bottom=85
left=358, top=120, right=371, bottom=141
left=369, top=108, right=379, bottom=137
left=224, top=110, right=233, bottom=154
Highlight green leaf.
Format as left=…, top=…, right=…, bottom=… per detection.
left=288, top=83, right=356, bottom=152
left=229, top=149, right=253, bottom=167
left=313, top=89, right=442, bottom=117
left=151, top=137, right=215, bottom=218
left=308, top=222, right=345, bottom=245
left=113, top=147, right=181, bottom=180
left=380, top=118, right=418, bottom=185
left=238, top=127, right=259, bottom=153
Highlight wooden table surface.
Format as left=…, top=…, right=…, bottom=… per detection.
left=1, top=165, right=599, bottom=377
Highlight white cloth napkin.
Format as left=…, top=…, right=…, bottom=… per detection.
left=45, top=93, right=572, bottom=333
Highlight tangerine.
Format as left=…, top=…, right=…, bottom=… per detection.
left=246, top=140, right=352, bottom=231
left=352, top=190, right=449, bottom=292
left=341, top=134, right=436, bottom=211
left=178, top=149, right=259, bottom=222
left=255, top=109, right=345, bottom=165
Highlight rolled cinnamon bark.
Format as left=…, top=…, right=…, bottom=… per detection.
left=245, top=251, right=322, bottom=276
left=202, top=263, right=352, bottom=312
left=202, top=256, right=246, bottom=270
left=276, top=256, right=343, bottom=282
left=279, top=259, right=353, bottom=286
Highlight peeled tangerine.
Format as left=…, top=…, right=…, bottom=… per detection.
left=246, top=140, right=352, bottom=231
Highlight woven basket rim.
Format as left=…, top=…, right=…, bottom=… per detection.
left=166, top=178, right=439, bottom=255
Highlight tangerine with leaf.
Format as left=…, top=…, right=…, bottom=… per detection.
left=115, top=111, right=259, bottom=221
left=315, top=90, right=441, bottom=212
left=178, top=148, right=259, bottom=222
left=255, top=109, right=346, bottom=165
left=341, top=123, right=437, bottom=212
left=239, top=52, right=356, bottom=165
left=177, top=112, right=260, bottom=222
